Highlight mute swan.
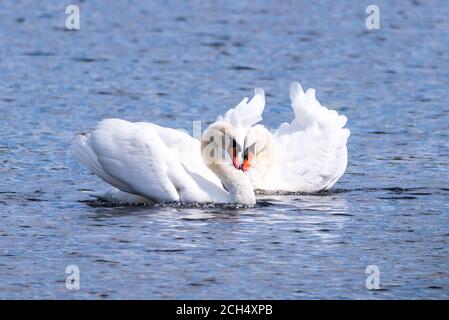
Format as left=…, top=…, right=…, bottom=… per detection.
left=71, top=89, right=265, bottom=205
left=241, top=82, right=350, bottom=193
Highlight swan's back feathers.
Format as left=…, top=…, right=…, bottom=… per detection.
left=88, top=119, right=181, bottom=201
left=265, top=82, right=350, bottom=192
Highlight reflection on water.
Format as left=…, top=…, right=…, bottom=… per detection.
left=0, top=0, right=449, bottom=298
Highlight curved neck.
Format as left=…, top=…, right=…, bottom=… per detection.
left=209, top=163, right=256, bottom=205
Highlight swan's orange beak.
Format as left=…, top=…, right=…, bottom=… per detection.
left=242, top=151, right=253, bottom=172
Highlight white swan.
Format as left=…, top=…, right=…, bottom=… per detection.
left=241, top=82, right=350, bottom=193
left=71, top=89, right=265, bottom=205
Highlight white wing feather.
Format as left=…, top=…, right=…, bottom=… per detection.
left=217, top=88, right=265, bottom=137
left=263, top=82, right=350, bottom=192
left=71, top=119, right=228, bottom=202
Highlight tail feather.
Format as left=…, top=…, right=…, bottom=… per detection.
left=71, top=133, right=131, bottom=192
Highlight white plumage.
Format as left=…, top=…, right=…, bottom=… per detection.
left=71, top=89, right=265, bottom=204
left=71, top=82, right=350, bottom=204
left=248, top=82, right=350, bottom=192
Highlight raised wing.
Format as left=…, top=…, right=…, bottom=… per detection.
left=217, top=88, right=265, bottom=144
left=71, top=119, right=228, bottom=202
left=264, top=82, right=350, bottom=192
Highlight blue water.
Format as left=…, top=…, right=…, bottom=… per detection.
left=0, top=0, right=448, bottom=299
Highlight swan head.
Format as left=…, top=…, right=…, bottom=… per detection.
left=201, top=121, right=243, bottom=170
left=241, top=125, right=275, bottom=184
left=201, top=121, right=256, bottom=205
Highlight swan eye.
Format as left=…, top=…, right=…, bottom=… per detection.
left=242, top=143, right=256, bottom=171
left=227, top=138, right=241, bottom=155
left=232, top=138, right=242, bottom=153
left=243, top=143, right=256, bottom=160
left=227, top=138, right=242, bottom=169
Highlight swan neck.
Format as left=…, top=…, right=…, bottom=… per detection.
left=211, top=164, right=256, bottom=205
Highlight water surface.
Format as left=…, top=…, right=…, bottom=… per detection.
left=0, top=0, right=448, bottom=299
